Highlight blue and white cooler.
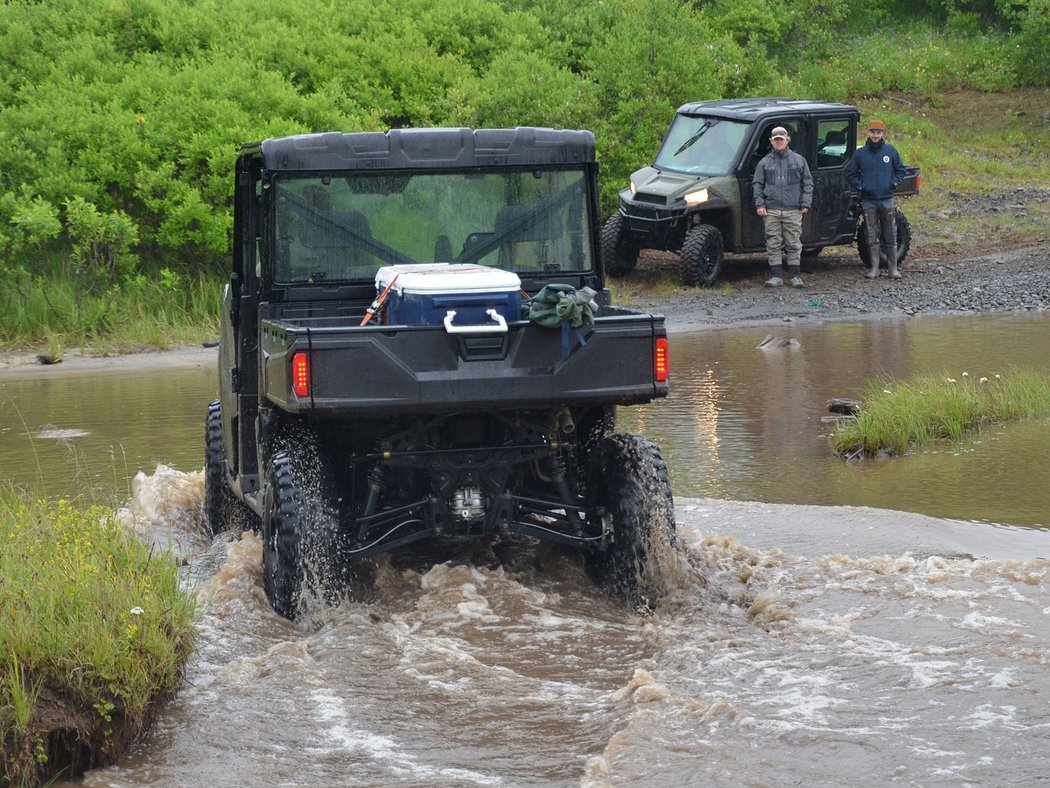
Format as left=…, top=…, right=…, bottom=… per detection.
left=375, top=264, right=522, bottom=333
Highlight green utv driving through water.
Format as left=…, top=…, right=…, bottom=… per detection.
left=204, top=127, right=675, bottom=619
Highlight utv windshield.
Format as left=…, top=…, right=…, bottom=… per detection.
left=653, top=115, right=750, bottom=176
left=272, top=168, right=593, bottom=283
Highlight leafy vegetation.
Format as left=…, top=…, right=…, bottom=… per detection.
left=0, top=0, right=1047, bottom=350
left=0, top=491, right=197, bottom=784
left=829, top=370, right=1050, bottom=456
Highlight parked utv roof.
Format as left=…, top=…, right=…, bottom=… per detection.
left=674, top=97, right=857, bottom=121
left=243, top=127, right=596, bottom=172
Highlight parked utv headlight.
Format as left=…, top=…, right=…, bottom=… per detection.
left=684, top=188, right=709, bottom=205
left=629, top=180, right=637, bottom=196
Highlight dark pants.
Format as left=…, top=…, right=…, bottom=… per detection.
left=862, top=198, right=897, bottom=267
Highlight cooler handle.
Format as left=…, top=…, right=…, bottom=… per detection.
left=443, top=309, right=508, bottom=334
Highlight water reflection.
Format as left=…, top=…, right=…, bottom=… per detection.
left=0, top=367, right=217, bottom=503
left=619, top=311, right=1050, bottom=527
left=0, top=312, right=1047, bottom=527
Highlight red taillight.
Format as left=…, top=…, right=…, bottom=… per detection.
left=654, top=337, right=670, bottom=382
left=292, top=351, right=310, bottom=398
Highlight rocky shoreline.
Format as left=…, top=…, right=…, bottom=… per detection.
left=620, top=243, right=1049, bottom=332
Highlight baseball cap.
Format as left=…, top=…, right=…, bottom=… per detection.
left=867, top=119, right=886, bottom=131
left=770, top=127, right=789, bottom=140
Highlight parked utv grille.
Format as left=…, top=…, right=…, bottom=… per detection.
left=633, top=193, right=667, bottom=205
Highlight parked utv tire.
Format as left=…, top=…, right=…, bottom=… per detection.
left=584, top=433, right=676, bottom=609
left=260, top=446, right=346, bottom=619
left=678, top=224, right=724, bottom=287
left=601, top=212, right=640, bottom=277
left=204, top=400, right=256, bottom=535
left=857, top=208, right=911, bottom=269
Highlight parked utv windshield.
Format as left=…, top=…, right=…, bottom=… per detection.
left=273, top=168, right=594, bottom=283
left=653, top=115, right=750, bottom=176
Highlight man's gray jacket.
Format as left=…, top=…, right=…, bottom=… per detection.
left=752, top=149, right=813, bottom=211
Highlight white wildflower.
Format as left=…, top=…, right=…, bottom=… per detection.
left=129, top=607, right=144, bottom=616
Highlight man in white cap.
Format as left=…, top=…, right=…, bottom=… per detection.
left=752, top=126, right=813, bottom=288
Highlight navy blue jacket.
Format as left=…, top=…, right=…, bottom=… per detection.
left=847, top=138, right=906, bottom=201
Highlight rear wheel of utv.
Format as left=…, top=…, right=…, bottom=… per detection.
left=678, top=224, right=724, bottom=287
left=584, top=433, right=676, bottom=609
left=204, top=400, right=255, bottom=535
left=576, top=406, right=616, bottom=464
left=857, top=208, right=912, bottom=269
left=601, top=212, right=640, bottom=277
left=261, top=447, right=346, bottom=619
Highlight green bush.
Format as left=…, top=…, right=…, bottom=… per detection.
left=0, top=0, right=1045, bottom=346
left=1012, top=0, right=1050, bottom=83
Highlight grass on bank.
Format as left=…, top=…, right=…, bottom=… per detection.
left=0, top=266, right=221, bottom=358
left=850, top=87, right=1050, bottom=254
left=829, top=369, right=1050, bottom=457
left=0, top=489, right=197, bottom=785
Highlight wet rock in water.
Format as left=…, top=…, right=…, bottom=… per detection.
left=827, top=398, right=863, bottom=415
left=756, top=335, right=800, bottom=350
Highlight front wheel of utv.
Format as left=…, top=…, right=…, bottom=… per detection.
left=260, top=448, right=345, bottom=619
left=678, top=224, right=724, bottom=287
left=585, top=433, right=676, bottom=609
left=601, top=212, right=640, bottom=277
left=857, top=208, right=912, bottom=269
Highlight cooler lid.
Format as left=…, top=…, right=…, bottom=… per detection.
left=375, top=263, right=521, bottom=294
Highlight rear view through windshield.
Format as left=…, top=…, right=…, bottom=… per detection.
left=273, top=168, right=594, bottom=283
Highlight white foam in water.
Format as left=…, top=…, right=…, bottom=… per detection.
left=309, top=688, right=501, bottom=785
left=84, top=473, right=1050, bottom=787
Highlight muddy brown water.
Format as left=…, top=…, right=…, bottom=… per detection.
left=2, top=310, right=1048, bottom=786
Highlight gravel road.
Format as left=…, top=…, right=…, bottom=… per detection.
left=621, top=243, right=1049, bottom=333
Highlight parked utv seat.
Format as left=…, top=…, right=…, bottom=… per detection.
left=494, top=205, right=564, bottom=272
left=295, top=210, right=375, bottom=280
left=434, top=234, right=453, bottom=262
left=818, top=130, right=847, bottom=168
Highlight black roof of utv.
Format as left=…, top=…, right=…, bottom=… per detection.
left=673, top=97, right=858, bottom=121
left=243, top=127, right=596, bottom=172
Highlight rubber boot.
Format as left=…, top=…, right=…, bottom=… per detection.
left=788, top=266, right=804, bottom=288
left=865, top=246, right=880, bottom=279
left=887, top=249, right=901, bottom=279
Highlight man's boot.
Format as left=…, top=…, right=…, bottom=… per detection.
left=765, top=267, right=783, bottom=287
left=788, top=266, right=804, bottom=288
left=865, top=246, right=880, bottom=279
left=887, top=248, right=901, bottom=279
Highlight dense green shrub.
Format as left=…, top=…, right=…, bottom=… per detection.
left=0, top=0, right=1044, bottom=329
